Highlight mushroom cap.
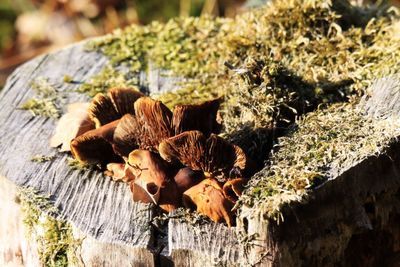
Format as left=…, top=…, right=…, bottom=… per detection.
left=159, top=130, right=247, bottom=181
left=113, top=97, right=173, bottom=156
left=104, top=163, right=126, bottom=181
left=50, top=102, right=95, bottom=152
left=88, top=87, right=143, bottom=128
left=112, top=114, right=139, bottom=157
left=133, top=97, right=173, bottom=150
left=173, top=167, right=204, bottom=195
left=128, top=149, right=173, bottom=205
left=172, top=98, right=222, bottom=136
left=183, top=178, right=234, bottom=227
left=70, top=120, right=120, bottom=164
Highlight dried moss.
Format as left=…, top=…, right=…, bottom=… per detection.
left=67, top=157, right=94, bottom=171
left=239, top=103, right=400, bottom=221
left=19, top=188, right=81, bottom=267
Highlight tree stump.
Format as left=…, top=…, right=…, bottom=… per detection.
left=0, top=41, right=399, bottom=266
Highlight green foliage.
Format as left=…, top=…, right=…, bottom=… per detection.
left=0, top=2, right=17, bottom=51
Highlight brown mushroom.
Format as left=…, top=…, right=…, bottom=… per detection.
left=88, top=87, right=143, bottom=128
left=159, top=130, right=247, bottom=181
left=70, top=120, right=120, bottom=164
left=173, top=167, right=204, bottom=194
left=183, top=178, right=234, bottom=227
left=128, top=149, right=176, bottom=206
left=223, top=178, right=245, bottom=203
left=113, top=97, right=223, bottom=157
left=104, top=163, right=136, bottom=183
left=113, top=97, right=173, bottom=155
left=50, top=102, right=95, bottom=152
left=172, top=98, right=222, bottom=136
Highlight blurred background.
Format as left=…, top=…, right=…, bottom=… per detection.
left=0, top=0, right=251, bottom=88
left=0, top=0, right=399, bottom=88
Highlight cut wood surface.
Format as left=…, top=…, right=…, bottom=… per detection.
left=0, top=42, right=155, bottom=262
left=0, top=40, right=399, bottom=267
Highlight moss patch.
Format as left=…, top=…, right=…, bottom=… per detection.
left=86, top=0, right=399, bottom=108
left=19, top=188, right=81, bottom=267
left=20, top=77, right=61, bottom=118
left=77, top=65, right=140, bottom=97
left=239, top=103, right=400, bottom=221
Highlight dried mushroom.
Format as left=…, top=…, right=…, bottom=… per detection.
left=172, top=98, right=222, bottom=136
left=70, top=120, right=120, bottom=164
left=128, top=149, right=179, bottom=210
left=173, top=167, right=204, bottom=194
left=128, top=97, right=173, bottom=151
left=50, top=103, right=95, bottom=152
left=113, top=97, right=222, bottom=156
left=159, top=130, right=247, bottom=181
left=104, top=163, right=136, bottom=183
left=183, top=178, right=235, bottom=227
left=158, top=130, right=249, bottom=225
left=88, top=87, right=143, bottom=128
left=62, top=90, right=245, bottom=226
left=223, top=178, right=245, bottom=203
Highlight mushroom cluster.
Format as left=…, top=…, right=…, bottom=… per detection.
left=52, top=87, right=250, bottom=226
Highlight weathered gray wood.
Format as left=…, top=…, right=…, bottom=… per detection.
left=0, top=42, right=155, bottom=264
left=361, top=75, right=400, bottom=118
left=168, top=218, right=240, bottom=266
left=0, top=176, right=40, bottom=267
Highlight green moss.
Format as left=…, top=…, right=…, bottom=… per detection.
left=31, top=154, right=56, bottom=163
left=20, top=77, right=61, bottom=118
left=62, top=75, right=73, bottom=83
left=77, top=65, right=140, bottom=97
left=239, top=103, right=400, bottom=221
left=153, top=207, right=211, bottom=228
left=19, top=188, right=81, bottom=267
left=87, top=0, right=399, bottom=104
left=67, top=157, right=94, bottom=171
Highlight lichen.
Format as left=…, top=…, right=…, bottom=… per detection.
left=239, top=103, right=400, bottom=221
left=19, top=188, right=81, bottom=267
left=62, top=75, right=73, bottom=83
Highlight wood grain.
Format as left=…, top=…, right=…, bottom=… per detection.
left=0, top=42, right=154, bottom=259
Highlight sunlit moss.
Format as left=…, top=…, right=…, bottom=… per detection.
left=19, top=188, right=81, bottom=267
left=87, top=0, right=399, bottom=105
left=77, top=65, right=140, bottom=97
left=20, top=77, right=61, bottom=118
left=239, top=103, right=400, bottom=221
